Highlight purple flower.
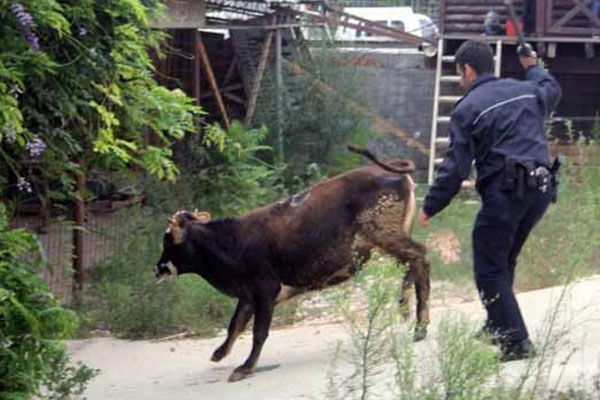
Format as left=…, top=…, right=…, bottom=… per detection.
left=25, top=31, right=40, bottom=52
left=17, top=177, right=32, bottom=193
left=25, top=137, right=46, bottom=158
left=10, top=3, right=34, bottom=27
left=10, top=2, right=40, bottom=52
left=78, top=27, right=88, bottom=37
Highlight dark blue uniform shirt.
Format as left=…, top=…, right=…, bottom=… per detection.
left=423, top=66, right=561, bottom=217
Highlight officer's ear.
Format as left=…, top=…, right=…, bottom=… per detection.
left=464, top=63, right=477, bottom=80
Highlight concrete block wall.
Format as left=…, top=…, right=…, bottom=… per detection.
left=345, top=49, right=436, bottom=177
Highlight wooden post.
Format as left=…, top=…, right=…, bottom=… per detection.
left=197, top=32, right=230, bottom=130
left=194, top=30, right=201, bottom=105
left=275, top=28, right=284, bottom=161
left=535, top=0, right=546, bottom=36
left=72, top=164, right=86, bottom=299
left=244, top=29, right=275, bottom=124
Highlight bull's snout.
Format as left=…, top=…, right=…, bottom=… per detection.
left=155, top=261, right=178, bottom=281
left=155, top=262, right=169, bottom=277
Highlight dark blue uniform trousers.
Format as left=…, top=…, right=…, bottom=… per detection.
left=473, top=178, right=553, bottom=344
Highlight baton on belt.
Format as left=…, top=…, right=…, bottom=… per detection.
left=503, top=0, right=534, bottom=57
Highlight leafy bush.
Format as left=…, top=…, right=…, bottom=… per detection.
left=145, top=121, right=284, bottom=218
left=0, top=204, right=96, bottom=399
left=0, top=0, right=201, bottom=214
left=254, top=44, right=371, bottom=182
left=326, top=258, right=600, bottom=400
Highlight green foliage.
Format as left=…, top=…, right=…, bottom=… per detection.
left=326, top=258, right=599, bottom=400
left=0, top=204, right=97, bottom=399
left=146, top=121, right=284, bottom=217
left=436, top=319, right=501, bottom=400
left=254, top=45, right=371, bottom=183
left=0, top=0, right=201, bottom=211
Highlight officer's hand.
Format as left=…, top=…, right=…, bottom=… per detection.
left=418, top=209, right=430, bottom=228
left=519, top=50, right=538, bottom=69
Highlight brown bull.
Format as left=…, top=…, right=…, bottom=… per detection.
left=155, top=146, right=430, bottom=382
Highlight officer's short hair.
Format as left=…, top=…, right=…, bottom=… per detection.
left=455, top=40, right=494, bottom=75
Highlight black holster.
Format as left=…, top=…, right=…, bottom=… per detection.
left=549, top=156, right=561, bottom=203
left=501, top=159, right=558, bottom=202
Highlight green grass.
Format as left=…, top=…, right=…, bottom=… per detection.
left=326, top=259, right=600, bottom=400
left=79, top=157, right=599, bottom=340
left=411, top=158, right=599, bottom=293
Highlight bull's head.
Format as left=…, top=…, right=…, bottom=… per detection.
left=155, top=210, right=211, bottom=282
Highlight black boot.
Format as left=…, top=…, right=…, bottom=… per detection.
left=474, top=323, right=500, bottom=345
left=500, top=338, right=536, bottom=362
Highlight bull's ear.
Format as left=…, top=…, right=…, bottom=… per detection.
left=169, top=211, right=188, bottom=244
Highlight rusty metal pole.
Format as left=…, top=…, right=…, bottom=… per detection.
left=72, top=164, right=85, bottom=299
left=275, top=27, right=284, bottom=162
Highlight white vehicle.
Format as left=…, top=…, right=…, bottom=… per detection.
left=332, top=7, right=437, bottom=41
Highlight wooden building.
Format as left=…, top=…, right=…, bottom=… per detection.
left=437, top=0, right=600, bottom=129
left=428, top=0, right=600, bottom=182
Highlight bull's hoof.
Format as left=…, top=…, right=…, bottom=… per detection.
left=228, top=366, right=253, bottom=382
left=413, top=325, right=427, bottom=342
left=211, top=346, right=228, bottom=362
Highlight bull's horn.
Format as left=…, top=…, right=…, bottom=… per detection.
left=194, top=211, right=211, bottom=223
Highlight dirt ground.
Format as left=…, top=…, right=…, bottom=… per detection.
left=69, top=276, right=600, bottom=400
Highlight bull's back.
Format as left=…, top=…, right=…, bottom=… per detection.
left=240, top=163, right=415, bottom=286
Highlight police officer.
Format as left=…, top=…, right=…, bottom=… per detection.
left=418, top=40, right=561, bottom=361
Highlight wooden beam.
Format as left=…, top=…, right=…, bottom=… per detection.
left=197, top=33, right=230, bottom=130
left=200, top=83, right=243, bottom=100
left=282, top=59, right=429, bottom=157
left=537, top=0, right=547, bottom=36
left=552, top=0, right=592, bottom=28
left=439, top=0, right=447, bottom=34
left=223, top=92, right=246, bottom=105
left=244, top=28, right=275, bottom=124
left=222, top=56, right=238, bottom=87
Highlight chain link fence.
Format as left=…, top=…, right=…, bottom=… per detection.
left=11, top=207, right=141, bottom=305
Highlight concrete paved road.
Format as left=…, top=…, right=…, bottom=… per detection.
left=69, top=276, right=600, bottom=400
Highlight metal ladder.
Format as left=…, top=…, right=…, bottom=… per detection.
left=427, top=38, right=503, bottom=185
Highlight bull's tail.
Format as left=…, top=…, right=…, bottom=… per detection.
left=348, top=144, right=415, bottom=174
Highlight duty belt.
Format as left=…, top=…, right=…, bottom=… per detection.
left=501, top=159, right=558, bottom=201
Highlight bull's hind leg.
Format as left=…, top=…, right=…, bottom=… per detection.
left=377, top=237, right=431, bottom=341
left=211, top=300, right=253, bottom=362
left=398, top=264, right=415, bottom=320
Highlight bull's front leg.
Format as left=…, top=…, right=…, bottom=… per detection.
left=211, top=300, right=253, bottom=362
left=228, top=296, right=275, bottom=382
